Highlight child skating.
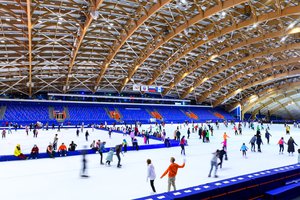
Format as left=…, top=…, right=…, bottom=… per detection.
left=240, top=143, right=248, bottom=158
left=106, top=148, right=114, bottom=166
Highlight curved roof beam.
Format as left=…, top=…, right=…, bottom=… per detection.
left=64, top=0, right=104, bottom=91
left=26, top=0, right=33, bottom=97
left=180, top=29, right=293, bottom=99
left=189, top=42, right=300, bottom=102
left=163, top=5, right=300, bottom=96
left=250, top=89, right=300, bottom=118
left=194, top=43, right=300, bottom=102
left=242, top=83, right=300, bottom=114
left=115, top=0, right=249, bottom=92
left=93, top=0, right=173, bottom=92
left=213, top=68, right=300, bottom=107
left=229, top=80, right=300, bottom=111
left=196, top=57, right=300, bottom=103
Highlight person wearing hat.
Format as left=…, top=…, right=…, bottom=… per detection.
left=14, top=144, right=27, bottom=160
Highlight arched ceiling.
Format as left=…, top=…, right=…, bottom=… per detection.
left=0, top=0, right=300, bottom=118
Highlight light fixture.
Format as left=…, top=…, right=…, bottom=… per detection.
left=280, top=36, right=288, bottom=42
left=287, top=21, right=297, bottom=30
left=6, top=18, right=10, bottom=21
left=1, top=40, right=5, bottom=43
left=252, top=23, right=258, bottom=28
left=108, top=26, right=111, bottom=29
left=221, top=11, right=226, bottom=17
left=110, top=23, right=113, bottom=26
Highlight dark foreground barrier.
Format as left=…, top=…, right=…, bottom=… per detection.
left=135, top=164, right=300, bottom=200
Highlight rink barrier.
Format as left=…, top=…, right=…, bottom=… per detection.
left=134, top=164, right=300, bottom=200
left=0, top=140, right=179, bottom=162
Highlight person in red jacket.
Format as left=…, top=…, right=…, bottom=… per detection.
left=30, top=144, right=39, bottom=159
left=58, top=143, right=67, bottom=156
left=160, top=157, right=185, bottom=192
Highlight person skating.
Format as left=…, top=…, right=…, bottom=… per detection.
left=208, top=150, right=219, bottom=178
left=2, top=129, right=6, bottom=139
left=180, top=136, right=186, bottom=155
left=106, top=148, right=114, bottom=166
left=187, top=128, right=190, bottom=139
left=81, top=148, right=88, bottom=178
left=278, top=137, right=286, bottom=154
left=122, top=139, right=127, bottom=153
left=256, top=133, right=263, bottom=152
left=99, top=141, right=106, bottom=165
left=115, top=144, right=123, bottom=168
left=160, top=157, right=185, bottom=192
left=287, top=136, right=298, bottom=156
left=85, top=130, right=89, bottom=141
left=240, top=143, right=248, bottom=157
left=146, top=159, right=156, bottom=194
left=218, top=147, right=227, bottom=168
left=76, top=128, right=79, bottom=137
left=68, top=141, right=77, bottom=151
left=53, top=134, right=58, bottom=150
left=265, top=129, right=272, bottom=144
left=249, top=135, right=257, bottom=152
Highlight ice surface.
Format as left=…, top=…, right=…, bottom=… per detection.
left=0, top=123, right=299, bottom=200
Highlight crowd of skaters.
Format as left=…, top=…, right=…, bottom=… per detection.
left=2, top=119, right=300, bottom=194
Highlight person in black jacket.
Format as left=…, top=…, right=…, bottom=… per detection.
left=115, top=144, right=123, bottom=168
left=217, top=147, right=227, bottom=169
left=256, top=133, right=263, bottom=152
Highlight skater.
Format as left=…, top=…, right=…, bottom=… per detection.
left=122, top=139, right=127, bottom=153
left=256, top=133, right=263, bottom=152
left=25, top=125, right=29, bottom=135
left=146, top=159, right=156, bottom=194
left=99, top=141, right=106, bottom=165
left=85, top=130, right=89, bottom=141
left=208, top=150, right=219, bottom=178
left=2, top=129, right=6, bottom=139
left=218, top=147, right=227, bottom=168
left=278, top=137, right=286, bottom=154
left=187, top=128, right=190, bottom=139
left=298, top=149, right=300, bottom=163
left=180, top=136, right=186, bottom=155
left=108, top=128, right=112, bottom=139
left=265, top=129, right=272, bottom=144
left=160, top=157, right=185, bottom=192
left=14, top=144, right=27, bottom=160
left=115, top=143, right=123, bottom=168
left=76, top=128, right=79, bottom=137
left=240, top=143, right=248, bottom=157
left=33, top=129, right=38, bottom=138
left=205, top=129, right=210, bottom=143
left=233, top=125, right=238, bottom=135
left=287, top=137, right=298, bottom=156
left=30, top=144, right=39, bottom=159
left=106, top=148, right=114, bottom=166
left=286, top=125, right=290, bottom=135
left=249, top=135, right=257, bottom=152
left=53, top=134, right=58, bottom=150
left=81, top=148, right=88, bottom=177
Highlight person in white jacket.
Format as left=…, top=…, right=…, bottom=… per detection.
left=146, top=159, right=156, bottom=194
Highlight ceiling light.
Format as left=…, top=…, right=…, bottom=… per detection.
left=253, top=23, right=258, bottom=28
left=288, top=27, right=300, bottom=34
left=58, top=21, right=62, bottom=25
left=6, top=18, right=10, bottom=21
left=280, top=36, right=288, bottom=42
left=110, top=23, right=113, bottom=26
left=221, top=11, right=226, bottom=17
left=1, top=40, right=5, bottom=43
left=17, top=19, right=21, bottom=22
left=108, top=26, right=111, bottom=29
left=287, top=21, right=297, bottom=29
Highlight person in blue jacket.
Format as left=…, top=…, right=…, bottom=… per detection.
left=240, top=143, right=248, bottom=157
left=99, top=141, right=106, bottom=165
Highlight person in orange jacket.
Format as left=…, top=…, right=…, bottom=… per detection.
left=58, top=143, right=67, bottom=156
left=160, top=157, right=185, bottom=192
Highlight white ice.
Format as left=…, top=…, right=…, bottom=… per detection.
left=0, top=123, right=299, bottom=200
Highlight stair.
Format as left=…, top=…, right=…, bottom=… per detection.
left=49, top=107, right=54, bottom=119
left=0, top=106, right=6, bottom=120
left=63, top=107, right=70, bottom=119
left=183, top=110, right=198, bottom=120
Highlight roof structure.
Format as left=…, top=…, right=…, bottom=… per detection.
left=0, top=0, right=299, bottom=119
